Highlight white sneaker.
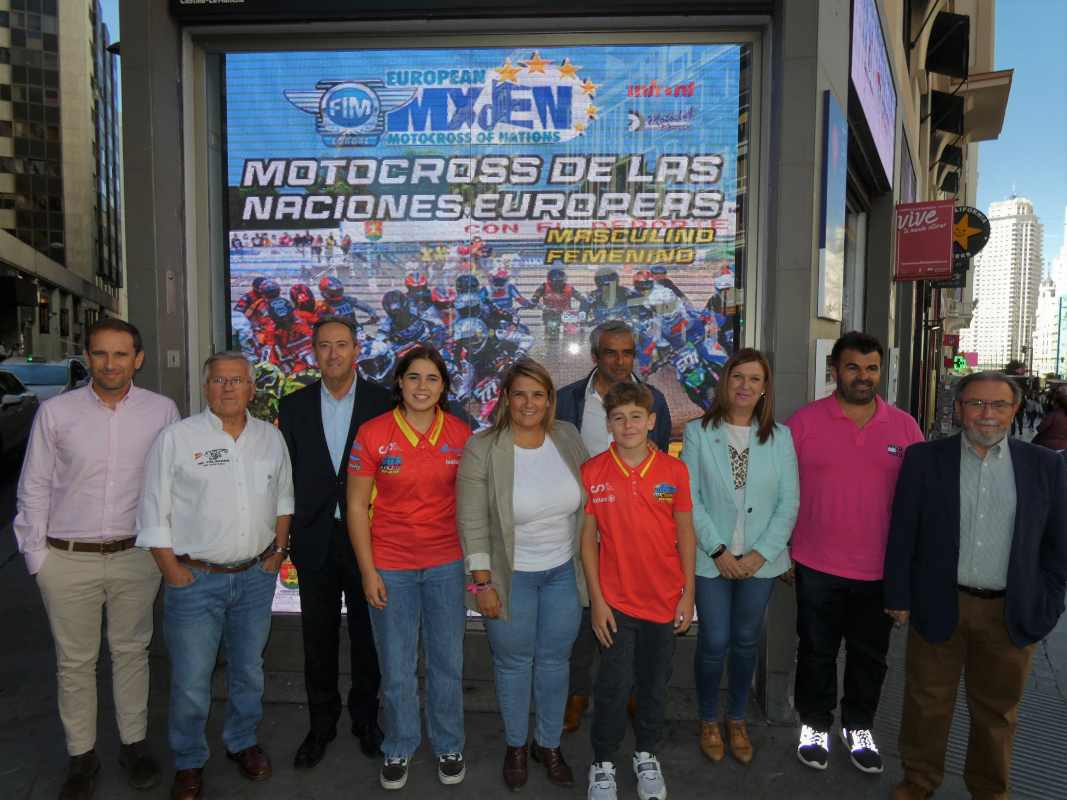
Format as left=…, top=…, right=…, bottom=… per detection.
left=796, top=725, right=830, bottom=770
left=588, top=761, right=617, bottom=800
left=632, top=752, right=667, bottom=800
left=380, top=756, right=409, bottom=790
left=840, top=728, right=883, bottom=774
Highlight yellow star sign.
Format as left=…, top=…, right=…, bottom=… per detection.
left=580, top=78, right=599, bottom=96
left=586, top=104, right=599, bottom=120
left=558, top=58, right=580, bottom=80
left=954, top=211, right=983, bottom=251
left=495, top=58, right=521, bottom=84
left=521, top=51, right=552, bottom=74
left=574, top=121, right=587, bottom=134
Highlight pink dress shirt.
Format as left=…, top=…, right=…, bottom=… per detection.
left=14, top=383, right=180, bottom=574
left=786, top=395, right=924, bottom=581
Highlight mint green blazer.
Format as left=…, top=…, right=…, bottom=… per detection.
left=680, top=418, right=799, bottom=579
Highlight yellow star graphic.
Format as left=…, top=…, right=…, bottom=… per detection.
left=521, top=51, right=552, bottom=75
left=558, top=58, right=580, bottom=80
left=586, top=104, right=599, bottom=120
left=954, top=212, right=983, bottom=250
left=574, top=122, right=586, bottom=134
left=495, top=58, right=521, bottom=84
left=580, top=78, right=599, bottom=96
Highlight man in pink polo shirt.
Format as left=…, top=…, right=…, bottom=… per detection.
left=786, top=332, right=923, bottom=775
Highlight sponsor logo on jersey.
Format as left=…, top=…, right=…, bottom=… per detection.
left=194, top=448, right=230, bottom=467
left=653, top=482, right=677, bottom=502
left=380, top=455, right=403, bottom=474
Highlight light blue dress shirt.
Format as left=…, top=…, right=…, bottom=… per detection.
left=321, top=377, right=358, bottom=519
left=958, top=434, right=1016, bottom=590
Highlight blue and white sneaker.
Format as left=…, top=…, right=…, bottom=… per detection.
left=840, top=728, right=883, bottom=774
left=588, top=761, right=617, bottom=800
left=633, top=751, right=667, bottom=800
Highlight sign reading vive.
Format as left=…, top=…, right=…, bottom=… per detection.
left=894, top=200, right=955, bottom=281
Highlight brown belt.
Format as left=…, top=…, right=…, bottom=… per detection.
left=177, top=544, right=276, bottom=574
left=958, top=584, right=1006, bottom=600
left=47, top=536, right=137, bottom=554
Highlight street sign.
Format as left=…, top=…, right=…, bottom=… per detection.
left=894, top=200, right=955, bottom=281
left=953, top=206, right=990, bottom=266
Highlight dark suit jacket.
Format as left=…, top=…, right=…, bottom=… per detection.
left=555, top=370, right=672, bottom=451
left=278, top=377, right=393, bottom=571
left=884, top=434, right=1067, bottom=647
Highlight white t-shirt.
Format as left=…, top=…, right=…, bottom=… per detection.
left=724, top=423, right=751, bottom=556
left=512, top=438, right=583, bottom=571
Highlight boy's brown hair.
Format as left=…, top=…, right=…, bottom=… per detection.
left=603, top=381, right=654, bottom=416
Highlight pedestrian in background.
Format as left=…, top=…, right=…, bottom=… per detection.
left=457, top=358, right=589, bottom=791
left=14, top=318, right=179, bottom=800
left=136, top=351, right=293, bottom=800
left=681, top=349, right=799, bottom=765
left=346, top=345, right=471, bottom=791
left=1032, top=385, right=1067, bottom=451
left=885, top=371, right=1067, bottom=799
left=786, top=331, right=924, bottom=773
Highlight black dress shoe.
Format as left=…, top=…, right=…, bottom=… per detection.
left=351, top=719, right=384, bottom=758
left=60, top=750, right=100, bottom=800
left=293, top=730, right=336, bottom=769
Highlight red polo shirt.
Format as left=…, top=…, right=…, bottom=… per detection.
left=348, top=408, right=470, bottom=570
left=786, top=395, right=924, bottom=581
left=581, top=443, right=693, bottom=624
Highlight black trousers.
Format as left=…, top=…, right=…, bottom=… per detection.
left=568, top=606, right=598, bottom=697
left=591, top=608, right=675, bottom=763
left=297, top=520, right=380, bottom=735
left=793, top=562, right=894, bottom=732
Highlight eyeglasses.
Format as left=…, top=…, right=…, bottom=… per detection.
left=959, top=399, right=1014, bottom=411
left=208, top=376, right=250, bottom=387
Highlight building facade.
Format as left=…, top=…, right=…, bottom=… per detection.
left=0, top=0, right=123, bottom=358
left=121, top=0, right=1008, bottom=720
left=960, top=196, right=1043, bottom=370
left=1032, top=277, right=1060, bottom=377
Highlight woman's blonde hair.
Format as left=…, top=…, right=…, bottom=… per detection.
left=491, top=357, right=557, bottom=434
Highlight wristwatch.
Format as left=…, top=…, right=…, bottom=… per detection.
left=270, top=542, right=291, bottom=558
left=710, top=544, right=727, bottom=559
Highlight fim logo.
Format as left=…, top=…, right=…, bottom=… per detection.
left=284, top=80, right=414, bottom=146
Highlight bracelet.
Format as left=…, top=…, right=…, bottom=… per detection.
left=466, top=582, right=495, bottom=595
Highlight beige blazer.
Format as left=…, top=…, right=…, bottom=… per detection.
left=456, top=420, right=590, bottom=621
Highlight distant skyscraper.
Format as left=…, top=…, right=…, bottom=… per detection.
left=960, top=197, right=1043, bottom=370
left=1032, top=277, right=1060, bottom=376
left=1050, top=206, right=1067, bottom=294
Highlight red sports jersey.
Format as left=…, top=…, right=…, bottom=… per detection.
left=582, top=443, right=693, bottom=624
left=348, top=408, right=470, bottom=570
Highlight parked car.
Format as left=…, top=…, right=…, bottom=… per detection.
left=0, top=369, right=39, bottom=458
left=0, top=357, right=90, bottom=401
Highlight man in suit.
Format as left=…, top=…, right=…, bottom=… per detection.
left=278, top=316, right=394, bottom=769
left=555, top=319, right=672, bottom=732
left=885, top=371, right=1067, bottom=800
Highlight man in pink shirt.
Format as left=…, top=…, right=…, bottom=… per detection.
left=785, top=332, right=923, bottom=775
left=14, top=319, right=180, bottom=800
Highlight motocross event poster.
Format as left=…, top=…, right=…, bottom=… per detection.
left=224, top=43, right=744, bottom=609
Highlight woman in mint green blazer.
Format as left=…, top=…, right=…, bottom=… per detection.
left=681, top=348, right=799, bottom=766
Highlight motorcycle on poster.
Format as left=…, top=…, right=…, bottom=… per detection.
left=224, top=43, right=744, bottom=609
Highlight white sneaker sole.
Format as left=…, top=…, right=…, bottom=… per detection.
left=796, top=748, right=828, bottom=770
left=839, top=730, right=884, bottom=774
left=636, top=782, right=668, bottom=800
left=438, top=764, right=466, bottom=785
left=380, top=770, right=408, bottom=790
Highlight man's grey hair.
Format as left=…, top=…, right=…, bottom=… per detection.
left=589, top=319, right=635, bottom=357
left=955, top=371, right=1022, bottom=405
left=201, top=350, right=254, bottom=384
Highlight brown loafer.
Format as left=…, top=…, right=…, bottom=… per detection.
left=726, top=719, right=753, bottom=764
left=562, top=694, right=588, bottom=733
left=226, top=744, right=272, bottom=781
left=699, top=720, right=725, bottom=762
left=531, top=742, right=575, bottom=787
left=892, top=781, right=931, bottom=800
left=171, top=768, right=203, bottom=800
left=503, top=744, right=528, bottom=791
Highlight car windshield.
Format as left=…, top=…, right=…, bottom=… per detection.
left=2, top=363, right=68, bottom=385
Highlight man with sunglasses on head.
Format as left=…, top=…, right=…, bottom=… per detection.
left=884, top=371, right=1067, bottom=800
left=136, top=351, right=294, bottom=800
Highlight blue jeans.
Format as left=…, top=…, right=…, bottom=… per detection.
left=369, top=559, right=465, bottom=758
left=694, top=575, right=776, bottom=721
left=485, top=560, right=581, bottom=748
left=163, top=563, right=277, bottom=769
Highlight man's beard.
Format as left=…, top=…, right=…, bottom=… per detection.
left=963, top=421, right=1009, bottom=449
left=837, top=377, right=875, bottom=404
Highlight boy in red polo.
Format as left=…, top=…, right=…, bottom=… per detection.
left=580, top=382, right=696, bottom=800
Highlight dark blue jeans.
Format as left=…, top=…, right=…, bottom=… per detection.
left=163, top=564, right=277, bottom=770
left=694, top=575, right=776, bottom=721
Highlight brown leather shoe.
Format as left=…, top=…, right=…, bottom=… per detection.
left=726, top=719, right=753, bottom=764
left=891, top=781, right=931, bottom=800
left=60, top=751, right=100, bottom=800
left=699, top=720, right=725, bottom=762
left=562, top=694, right=588, bottom=733
left=531, top=742, right=575, bottom=787
left=171, top=768, right=203, bottom=800
left=226, top=744, right=272, bottom=781
left=502, top=744, right=528, bottom=791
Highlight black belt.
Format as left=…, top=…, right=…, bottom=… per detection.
left=958, top=584, right=1006, bottom=600
left=47, top=536, right=137, bottom=554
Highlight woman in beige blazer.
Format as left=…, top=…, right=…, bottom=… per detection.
left=457, top=358, right=589, bottom=792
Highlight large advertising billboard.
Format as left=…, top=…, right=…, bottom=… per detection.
left=225, top=43, right=746, bottom=433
